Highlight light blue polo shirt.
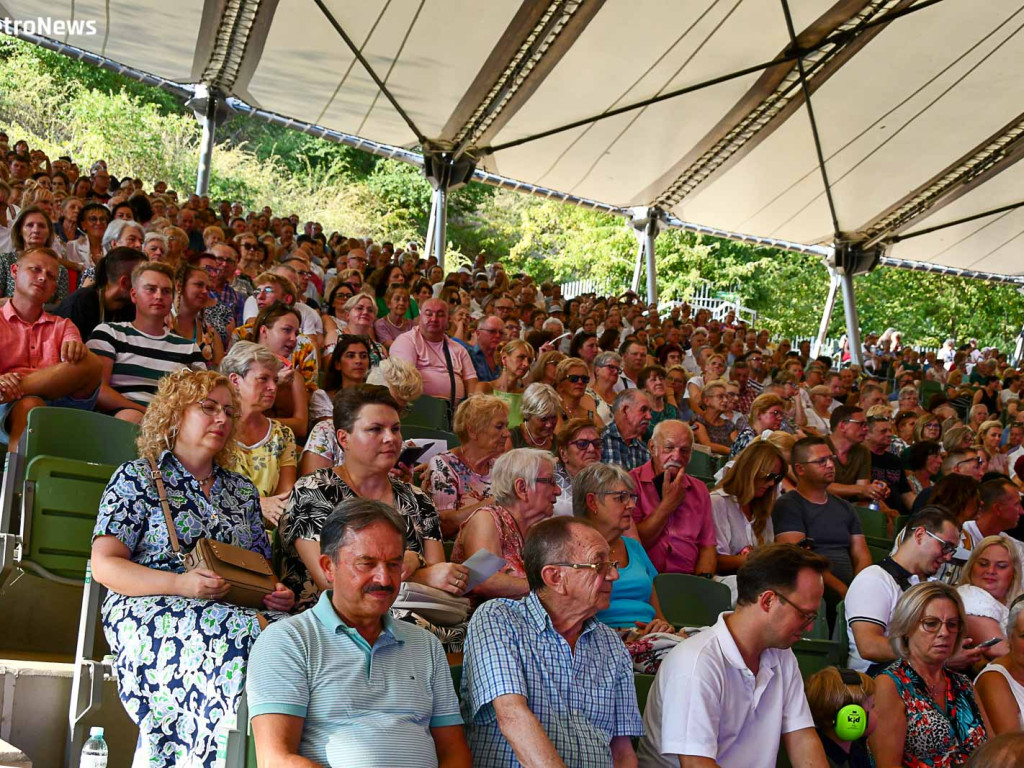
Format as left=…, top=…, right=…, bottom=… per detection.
left=246, top=590, right=462, bottom=767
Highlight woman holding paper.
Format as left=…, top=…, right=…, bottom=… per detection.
left=426, top=395, right=511, bottom=538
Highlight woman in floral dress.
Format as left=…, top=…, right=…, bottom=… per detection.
left=90, top=369, right=295, bottom=768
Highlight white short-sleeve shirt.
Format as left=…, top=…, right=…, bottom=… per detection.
left=637, top=613, right=813, bottom=768
left=844, top=564, right=920, bottom=672
left=710, top=488, right=774, bottom=556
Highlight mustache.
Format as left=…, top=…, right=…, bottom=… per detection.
left=362, top=585, right=395, bottom=595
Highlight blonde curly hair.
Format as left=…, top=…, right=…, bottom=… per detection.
left=136, top=369, right=240, bottom=467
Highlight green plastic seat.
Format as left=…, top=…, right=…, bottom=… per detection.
left=23, top=407, right=139, bottom=466
left=686, top=450, right=716, bottom=478
left=634, top=673, right=656, bottom=715
left=868, top=544, right=889, bottom=565
left=793, top=638, right=841, bottom=679
left=919, top=380, right=942, bottom=409
left=654, top=573, right=731, bottom=628
left=404, top=396, right=452, bottom=431
left=802, top=599, right=829, bottom=640
left=450, top=664, right=462, bottom=698
left=21, top=457, right=118, bottom=582
left=834, top=600, right=849, bottom=666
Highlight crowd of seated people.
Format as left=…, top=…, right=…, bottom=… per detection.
left=5, top=137, right=1024, bottom=766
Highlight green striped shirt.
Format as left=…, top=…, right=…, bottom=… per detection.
left=87, top=322, right=205, bottom=405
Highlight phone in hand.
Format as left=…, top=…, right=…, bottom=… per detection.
left=974, top=637, right=1003, bottom=649
left=397, top=443, right=429, bottom=467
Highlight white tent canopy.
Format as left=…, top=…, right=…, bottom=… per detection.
left=3, top=0, right=1023, bottom=359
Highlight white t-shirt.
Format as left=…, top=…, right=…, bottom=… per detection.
left=242, top=295, right=323, bottom=336
left=637, top=613, right=813, bottom=768
left=844, top=563, right=920, bottom=673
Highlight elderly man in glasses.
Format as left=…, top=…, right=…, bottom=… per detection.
left=844, top=506, right=970, bottom=675
left=461, top=515, right=643, bottom=768
left=773, top=436, right=872, bottom=625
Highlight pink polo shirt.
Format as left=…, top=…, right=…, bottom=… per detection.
left=389, top=326, right=477, bottom=400
left=0, top=301, right=82, bottom=375
left=630, top=461, right=716, bottom=574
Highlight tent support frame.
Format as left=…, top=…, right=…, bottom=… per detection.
left=629, top=208, right=663, bottom=304
left=839, top=270, right=864, bottom=368
left=811, top=272, right=840, bottom=360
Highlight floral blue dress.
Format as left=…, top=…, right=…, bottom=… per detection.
left=93, top=451, right=274, bottom=768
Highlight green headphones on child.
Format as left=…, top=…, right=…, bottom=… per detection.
left=833, top=669, right=868, bottom=741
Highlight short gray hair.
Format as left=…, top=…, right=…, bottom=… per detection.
left=611, top=388, right=651, bottom=416
left=491, top=448, right=555, bottom=506
left=319, top=497, right=407, bottom=561
left=143, top=232, right=168, bottom=248
left=651, top=419, right=693, bottom=447
left=521, top=382, right=562, bottom=420
left=888, top=582, right=967, bottom=658
left=219, top=340, right=282, bottom=379
left=572, top=462, right=634, bottom=517
left=593, top=351, right=622, bottom=371
left=103, top=218, right=144, bottom=251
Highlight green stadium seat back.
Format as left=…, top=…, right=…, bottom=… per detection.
left=686, top=451, right=716, bottom=478
left=634, top=673, right=656, bottom=715
left=404, top=397, right=451, bottom=431
left=450, top=664, right=462, bottom=699
left=654, top=573, right=731, bottom=628
left=22, top=457, right=118, bottom=581
left=833, top=600, right=849, bottom=666
left=24, top=407, right=139, bottom=467
left=855, top=506, right=891, bottom=542
left=400, top=425, right=457, bottom=446
left=793, top=638, right=841, bottom=679
left=802, top=599, right=829, bottom=640
left=919, top=380, right=942, bottom=407
left=868, top=544, right=889, bottom=565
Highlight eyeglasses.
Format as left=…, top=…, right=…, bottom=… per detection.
left=294, top=270, right=311, bottom=278
left=534, top=476, right=558, bottom=487
left=601, top=365, right=622, bottom=375
left=344, top=282, right=361, bottom=291
left=477, top=327, right=502, bottom=334
left=798, top=454, right=837, bottom=467
left=212, top=256, right=236, bottom=264
left=766, top=410, right=785, bottom=418
left=759, top=471, right=785, bottom=484
left=198, top=399, right=237, bottom=420
left=955, top=456, right=984, bottom=468
left=843, top=419, right=868, bottom=427
left=255, top=286, right=276, bottom=295
left=569, top=438, right=602, bottom=451
left=241, top=242, right=259, bottom=250
left=773, top=591, right=818, bottom=626
left=919, top=617, right=960, bottom=634
left=598, top=490, right=639, bottom=505
left=924, top=422, right=940, bottom=430
left=920, top=527, right=958, bottom=557
left=551, top=561, right=620, bottom=577
left=562, top=374, right=590, bottom=384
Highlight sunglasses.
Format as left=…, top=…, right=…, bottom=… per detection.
left=760, top=471, right=785, bottom=484
left=569, top=438, right=602, bottom=451
left=562, top=374, right=590, bottom=384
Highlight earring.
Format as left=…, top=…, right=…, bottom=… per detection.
left=164, top=426, right=178, bottom=451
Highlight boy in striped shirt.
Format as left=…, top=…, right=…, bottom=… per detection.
left=87, top=262, right=205, bottom=423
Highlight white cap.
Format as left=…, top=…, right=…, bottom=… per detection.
left=89, top=726, right=104, bottom=737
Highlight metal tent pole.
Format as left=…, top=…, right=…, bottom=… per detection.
left=645, top=218, right=659, bottom=306
left=811, top=272, right=840, bottom=360
left=630, top=239, right=644, bottom=293
left=839, top=271, right=864, bottom=367
left=432, top=187, right=449, bottom=271
left=195, top=94, right=217, bottom=196
left=424, top=189, right=439, bottom=264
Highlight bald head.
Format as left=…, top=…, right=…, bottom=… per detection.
left=419, top=298, right=449, bottom=342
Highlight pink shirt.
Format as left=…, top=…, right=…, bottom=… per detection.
left=630, top=461, right=716, bottom=574
left=389, top=326, right=477, bottom=400
left=0, top=301, right=82, bottom=375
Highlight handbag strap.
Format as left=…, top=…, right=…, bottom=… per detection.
left=441, top=334, right=458, bottom=415
left=148, top=457, right=182, bottom=557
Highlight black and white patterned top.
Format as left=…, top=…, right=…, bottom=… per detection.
left=277, top=467, right=442, bottom=612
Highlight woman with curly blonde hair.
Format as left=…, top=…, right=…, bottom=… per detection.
left=90, top=368, right=294, bottom=768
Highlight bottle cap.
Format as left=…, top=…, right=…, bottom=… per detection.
left=89, top=726, right=104, bottom=737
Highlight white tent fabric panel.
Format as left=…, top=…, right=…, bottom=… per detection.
left=0, top=0, right=206, bottom=82
left=1, top=0, right=1023, bottom=277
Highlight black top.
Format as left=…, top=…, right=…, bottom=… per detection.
left=53, top=284, right=135, bottom=340
left=817, top=729, right=873, bottom=768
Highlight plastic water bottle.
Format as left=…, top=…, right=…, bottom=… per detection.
left=80, top=726, right=108, bottom=767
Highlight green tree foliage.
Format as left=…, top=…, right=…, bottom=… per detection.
left=0, top=38, right=1020, bottom=348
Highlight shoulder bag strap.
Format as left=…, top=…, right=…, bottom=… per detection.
left=441, top=335, right=458, bottom=416
left=148, top=457, right=182, bottom=557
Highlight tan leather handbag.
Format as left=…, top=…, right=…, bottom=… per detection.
left=150, top=458, right=278, bottom=610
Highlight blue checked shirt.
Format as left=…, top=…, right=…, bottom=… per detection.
left=462, top=591, right=643, bottom=767
left=600, top=420, right=651, bottom=471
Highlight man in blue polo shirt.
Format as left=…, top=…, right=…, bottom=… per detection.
left=453, top=314, right=503, bottom=383
left=246, top=498, right=470, bottom=767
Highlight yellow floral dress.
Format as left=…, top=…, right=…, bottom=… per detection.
left=230, top=419, right=297, bottom=496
